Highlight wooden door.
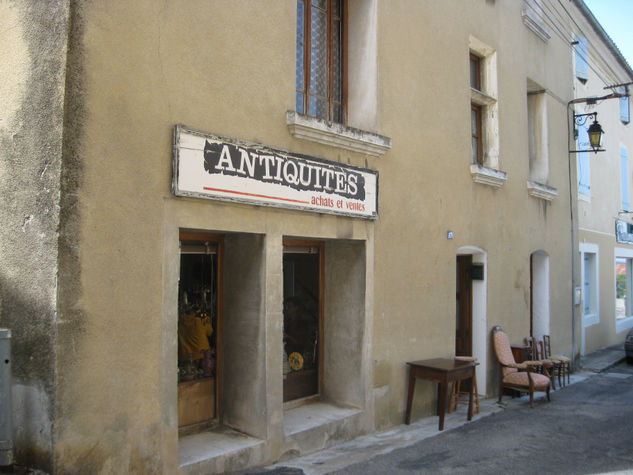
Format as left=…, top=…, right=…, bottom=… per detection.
left=456, top=255, right=473, bottom=357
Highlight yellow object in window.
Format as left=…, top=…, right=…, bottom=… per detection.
left=178, top=311, right=213, bottom=360
left=289, top=352, right=304, bottom=371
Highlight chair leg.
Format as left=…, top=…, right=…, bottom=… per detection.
left=473, top=373, right=480, bottom=414
left=529, top=389, right=534, bottom=408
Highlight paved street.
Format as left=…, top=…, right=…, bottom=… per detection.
left=247, top=360, right=633, bottom=475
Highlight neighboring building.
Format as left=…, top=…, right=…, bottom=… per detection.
left=567, top=0, right=633, bottom=356
left=0, top=0, right=595, bottom=472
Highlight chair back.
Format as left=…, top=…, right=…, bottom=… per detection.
left=491, top=326, right=517, bottom=375
left=542, top=335, right=552, bottom=359
left=526, top=336, right=543, bottom=360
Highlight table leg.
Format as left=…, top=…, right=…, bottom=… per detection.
left=437, top=382, right=447, bottom=431
left=405, top=371, right=416, bottom=425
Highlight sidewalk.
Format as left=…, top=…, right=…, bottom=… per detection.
left=245, top=344, right=626, bottom=475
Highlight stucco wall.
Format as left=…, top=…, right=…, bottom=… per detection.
left=370, top=0, right=576, bottom=428
left=1, top=0, right=587, bottom=472
left=0, top=1, right=70, bottom=471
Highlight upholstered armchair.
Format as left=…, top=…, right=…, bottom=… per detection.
left=492, top=326, right=551, bottom=407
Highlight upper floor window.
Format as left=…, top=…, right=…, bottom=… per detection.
left=468, top=36, right=506, bottom=187
left=296, top=0, right=345, bottom=123
left=470, top=53, right=484, bottom=165
left=620, top=87, right=630, bottom=124
left=470, top=53, right=481, bottom=91
left=471, top=104, right=483, bottom=165
left=574, top=36, right=588, bottom=83
left=525, top=82, right=556, bottom=201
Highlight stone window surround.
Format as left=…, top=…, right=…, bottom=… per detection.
left=288, top=0, right=392, bottom=158
left=522, top=0, right=552, bottom=43
left=469, top=35, right=506, bottom=188
left=526, top=87, right=558, bottom=201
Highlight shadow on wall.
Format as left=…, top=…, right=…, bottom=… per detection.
left=0, top=273, right=55, bottom=471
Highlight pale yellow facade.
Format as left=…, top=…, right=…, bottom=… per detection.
left=569, top=2, right=633, bottom=355
left=3, top=1, right=616, bottom=473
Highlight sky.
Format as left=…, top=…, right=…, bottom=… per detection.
left=584, top=0, right=633, bottom=68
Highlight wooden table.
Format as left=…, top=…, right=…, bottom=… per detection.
left=405, top=358, right=476, bottom=430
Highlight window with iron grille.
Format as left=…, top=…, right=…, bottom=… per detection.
left=296, top=0, right=345, bottom=123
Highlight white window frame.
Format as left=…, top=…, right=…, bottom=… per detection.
left=614, top=247, right=633, bottom=333
left=580, top=243, right=599, bottom=327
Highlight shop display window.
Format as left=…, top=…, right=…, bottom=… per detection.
left=178, top=238, right=220, bottom=429
left=283, top=242, right=323, bottom=402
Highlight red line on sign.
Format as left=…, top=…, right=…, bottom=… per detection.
left=203, top=187, right=311, bottom=205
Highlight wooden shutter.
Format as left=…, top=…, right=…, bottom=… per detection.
left=574, top=36, right=588, bottom=82
left=620, top=88, right=630, bottom=124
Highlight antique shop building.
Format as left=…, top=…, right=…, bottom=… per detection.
left=0, top=0, right=600, bottom=472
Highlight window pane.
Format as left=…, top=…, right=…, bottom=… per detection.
left=296, top=0, right=305, bottom=93
left=312, top=0, right=326, bottom=8
left=471, top=109, right=478, bottom=135
left=310, top=96, right=328, bottom=119
left=470, top=56, right=480, bottom=90
left=333, top=104, right=342, bottom=123
left=283, top=250, right=320, bottom=402
left=333, top=18, right=342, bottom=102
left=472, top=137, right=479, bottom=164
left=310, top=7, right=328, bottom=98
left=296, top=92, right=304, bottom=114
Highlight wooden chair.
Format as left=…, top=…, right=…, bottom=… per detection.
left=525, top=336, right=559, bottom=390
left=492, top=326, right=551, bottom=407
left=543, top=335, right=571, bottom=387
left=448, top=356, right=480, bottom=415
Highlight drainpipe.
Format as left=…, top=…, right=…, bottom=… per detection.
left=566, top=102, right=578, bottom=370
left=0, top=329, right=13, bottom=468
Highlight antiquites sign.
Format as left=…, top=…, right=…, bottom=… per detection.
left=173, top=125, right=379, bottom=219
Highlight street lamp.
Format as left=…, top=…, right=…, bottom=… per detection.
left=572, top=112, right=605, bottom=153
